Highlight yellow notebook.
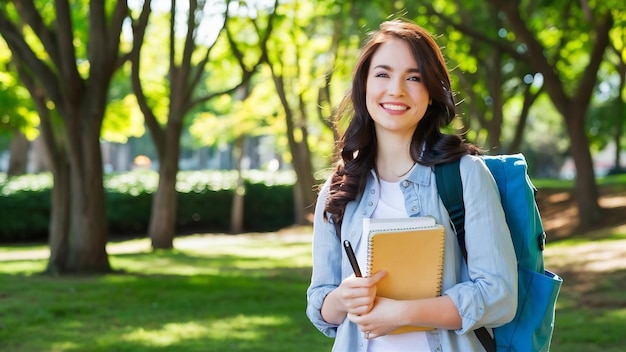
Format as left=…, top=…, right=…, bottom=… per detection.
left=364, top=217, right=445, bottom=334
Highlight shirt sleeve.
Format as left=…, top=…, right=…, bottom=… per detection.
left=443, top=156, right=518, bottom=333
left=305, top=180, right=343, bottom=337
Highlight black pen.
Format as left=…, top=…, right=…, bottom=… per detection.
left=343, top=240, right=362, bottom=277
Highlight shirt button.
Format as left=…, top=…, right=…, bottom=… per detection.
left=370, top=189, right=375, bottom=194
left=368, top=201, right=373, bottom=206
left=412, top=206, right=417, bottom=212
left=402, top=180, right=409, bottom=187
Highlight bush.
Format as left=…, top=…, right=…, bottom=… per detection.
left=0, top=170, right=296, bottom=243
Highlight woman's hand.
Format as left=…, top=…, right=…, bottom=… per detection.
left=347, top=296, right=404, bottom=338
left=338, top=270, right=387, bottom=316
left=321, top=270, right=387, bottom=325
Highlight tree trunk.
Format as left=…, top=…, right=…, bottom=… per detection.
left=270, top=72, right=317, bottom=224
left=566, top=108, right=602, bottom=228
left=148, top=122, right=182, bottom=249
left=509, top=85, right=540, bottom=153
left=230, top=136, right=245, bottom=234
left=39, top=109, right=71, bottom=275
left=65, top=107, right=111, bottom=273
left=16, top=60, right=73, bottom=275
left=0, top=1, right=127, bottom=274
left=7, top=131, right=29, bottom=176
left=46, top=159, right=71, bottom=274
left=32, top=136, right=52, bottom=173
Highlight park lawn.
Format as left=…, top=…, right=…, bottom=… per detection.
left=0, top=228, right=625, bottom=351
left=0, top=233, right=332, bottom=352
left=544, top=226, right=626, bottom=352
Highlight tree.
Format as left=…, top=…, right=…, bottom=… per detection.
left=130, top=0, right=276, bottom=249
left=425, top=0, right=615, bottom=228
left=262, top=0, right=368, bottom=224
left=0, top=1, right=129, bottom=273
left=189, top=78, right=283, bottom=233
left=487, top=0, right=614, bottom=228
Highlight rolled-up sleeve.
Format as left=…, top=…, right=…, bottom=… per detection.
left=443, top=156, right=518, bottom=334
left=306, top=182, right=343, bottom=337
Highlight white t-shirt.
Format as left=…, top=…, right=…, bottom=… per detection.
left=357, top=178, right=431, bottom=352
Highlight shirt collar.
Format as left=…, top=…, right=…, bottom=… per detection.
left=368, top=163, right=431, bottom=186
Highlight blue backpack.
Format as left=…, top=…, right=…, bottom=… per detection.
left=434, top=154, right=563, bottom=352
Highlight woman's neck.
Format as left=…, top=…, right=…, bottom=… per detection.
left=375, top=135, right=415, bottom=182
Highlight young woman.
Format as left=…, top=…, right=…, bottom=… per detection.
left=306, top=20, right=518, bottom=351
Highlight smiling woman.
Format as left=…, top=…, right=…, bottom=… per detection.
left=365, top=38, right=432, bottom=181
left=365, top=39, right=431, bottom=134
left=306, top=19, right=517, bottom=352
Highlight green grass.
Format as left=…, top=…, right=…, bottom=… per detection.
left=532, top=173, right=626, bottom=189
left=0, top=234, right=332, bottom=352
left=1, top=229, right=626, bottom=351
left=545, top=225, right=626, bottom=351
left=551, top=298, right=626, bottom=351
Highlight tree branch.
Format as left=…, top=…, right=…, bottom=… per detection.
left=188, top=0, right=278, bottom=108
left=53, top=0, right=82, bottom=90
left=129, top=0, right=165, bottom=151
left=108, top=0, right=130, bottom=71
left=0, top=10, right=63, bottom=108
left=13, top=1, right=61, bottom=68
left=574, top=12, right=613, bottom=109
left=489, top=0, right=570, bottom=112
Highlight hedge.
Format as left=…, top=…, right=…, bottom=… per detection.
left=0, top=170, right=296, bottom=243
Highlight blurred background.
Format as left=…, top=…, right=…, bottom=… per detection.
left=0, top=0, right=624, bottom=274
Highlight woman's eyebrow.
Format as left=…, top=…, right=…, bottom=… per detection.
left=372, top=64, right=421, bottom=73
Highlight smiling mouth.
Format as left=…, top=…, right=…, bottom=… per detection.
left=381, top=103, right=408, bottom=111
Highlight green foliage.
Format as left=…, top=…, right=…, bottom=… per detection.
left=0, top=40, right=39, bottom=139
left=0, top=170, right=297, bottom=242
left=0, top=189, right=50, bottom=242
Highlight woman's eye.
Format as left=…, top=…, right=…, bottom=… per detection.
left=375, top=72, right=389, bottom=78
left=408, top=76, right=422, bottom=82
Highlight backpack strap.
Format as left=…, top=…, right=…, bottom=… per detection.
left=434, top=160, right=496, bottom=352
left=434, top=160, right=467, bottom=261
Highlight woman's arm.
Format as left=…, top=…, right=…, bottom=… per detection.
left=444, top=156, right=518, bottom=332
left=348, top=295, right=461, bottom=337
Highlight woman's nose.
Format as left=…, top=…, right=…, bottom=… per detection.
left=387, top=78, right=405, bottom=96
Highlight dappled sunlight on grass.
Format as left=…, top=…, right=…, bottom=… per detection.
left=107, top=235, right=314, bottom=276
left=3, top=229, right=626, bottom=351
left=206, top=315, right=291, bottom=340
left=121, top=322, right=210, bottom=347
left=0, top=259, right=46, bottom=274
left=49, top=341, right=80, bottom=351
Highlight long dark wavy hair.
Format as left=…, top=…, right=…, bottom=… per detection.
left=324, top=20, right=480, bottom=225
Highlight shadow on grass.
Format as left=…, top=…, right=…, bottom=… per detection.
left=0, top=248, right=332, bottom=352
left=549, top=262, right=626, bottom=351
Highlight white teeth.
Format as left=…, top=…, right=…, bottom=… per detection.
left=382, top=103, right=407, bottom=111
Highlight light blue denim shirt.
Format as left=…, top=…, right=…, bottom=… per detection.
left=306, top=155, right=518, bottom=352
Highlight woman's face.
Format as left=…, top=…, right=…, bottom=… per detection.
left=365, top=38, right=431, bottom=138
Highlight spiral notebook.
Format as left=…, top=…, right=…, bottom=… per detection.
left=364, top=217, right=445, bottom=334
